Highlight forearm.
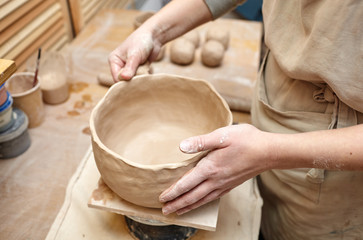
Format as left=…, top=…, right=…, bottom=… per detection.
left=270, top=124, right=363, bottom=171
left=141, top=0, right=213, bottom=46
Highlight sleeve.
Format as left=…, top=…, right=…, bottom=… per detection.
left=204, top=0, right=246, bottom=19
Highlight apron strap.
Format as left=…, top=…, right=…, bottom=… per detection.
left=306, top=85, right=358, bottom=184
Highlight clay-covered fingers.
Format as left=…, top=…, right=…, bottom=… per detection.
left=117, top=55, right=140, bottom=81
left=108, top=51, right=125, bottom=82
left=108, top=32, right=154, bottom=82
left=159, top=168, right=206, bottom=204
left=175, top=188, right=231, bottom=215
left=179, top=127, right=230, bottom=154
left=161, top=180, right=231, bottom=215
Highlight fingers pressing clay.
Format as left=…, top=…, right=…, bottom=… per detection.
left=118, top=64, right=153, bottom=81
left=170, top=38, right=196, bottom=65
left=201, top=40, right=225, bottom=67
left=97, top=64, right=153, bottom=87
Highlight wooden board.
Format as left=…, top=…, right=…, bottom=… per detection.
left=152, top=19, right=262, bottom=111
left=88, top=177, right=220, bottom=231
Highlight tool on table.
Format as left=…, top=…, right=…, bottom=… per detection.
left=33, top=48, right=42, bottom=87
left=0, top=59, right=31, bottom=159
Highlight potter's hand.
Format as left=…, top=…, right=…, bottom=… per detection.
left=108, top=30, right=162, bottom=81
left=159, top=124, right=272, bottom=215
left=108, top=0, right=212, bottom=82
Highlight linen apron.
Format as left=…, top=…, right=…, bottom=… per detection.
left=251, top=51, right=363, bottom=239
left=204, top=0, right=363, bottom=238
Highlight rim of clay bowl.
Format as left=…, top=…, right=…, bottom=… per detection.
left=90, top=73, right=233, bottom=170
left=6, top=72, right=41, bottom=97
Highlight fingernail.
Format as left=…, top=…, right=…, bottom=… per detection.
left=180, top=140, right=193, bottom=153
left=159, top=196, right=166, bottom=203
left=162, top=207, right=170, bottom=215
left=118, top=69, right=132, bottom=81
left=117, top=68, right=125, bottom=80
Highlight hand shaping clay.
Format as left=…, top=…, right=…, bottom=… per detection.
left=170, top=39, right=195, bottom=65
left=90, top=74, right=232, bottom=208
left=201, top=40, right=225, bottom=67
left=182, top=30, right=200, bottom=48
left=205, top=28, right=230, bottom=50
left=118, top=64, right=153, bottom=81
left=99, top=64, right=153, bottom=87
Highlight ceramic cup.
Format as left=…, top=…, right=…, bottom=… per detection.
left=6, top=72, right=45, bottom=128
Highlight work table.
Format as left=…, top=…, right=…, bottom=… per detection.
left=0, top=9, right=259, bottom=239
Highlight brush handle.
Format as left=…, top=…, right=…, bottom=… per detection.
left=33, top=48, right=41, bottom=87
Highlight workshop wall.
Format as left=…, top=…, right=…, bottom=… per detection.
left=0, top=0, right=132, bottom=71
left=68, top=0, right=132, bottom=35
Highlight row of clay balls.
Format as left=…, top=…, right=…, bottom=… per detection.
left=170, top=28, right=229, bottom=67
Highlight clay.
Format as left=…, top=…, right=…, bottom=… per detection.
left=182, top=30, right=200, bottom=48
left=133, top=12, right=154, bottom=29
left=117, top=64, right=153, bottom=82
left=201, top=40, right=225, bottom=67
left=90, top=74, right=232, bottom=208
left=154, top=46, right=165, bottom=62
left=170, top=39, right=195, bottom=65
left=99, top=64, right=153, bottom=86
left=205, top=28, right=230, bottom=49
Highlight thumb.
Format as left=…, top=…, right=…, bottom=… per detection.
left=179, top=128, right=229, bottom=154
left=118, top=53, right=142, bottom=81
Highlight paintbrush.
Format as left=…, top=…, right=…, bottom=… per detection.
left=33, top=48, right=42, bottom=87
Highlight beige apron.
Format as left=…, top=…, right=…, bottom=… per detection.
left=251, top=51, right=363, bottom=239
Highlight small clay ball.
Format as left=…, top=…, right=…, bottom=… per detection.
left=181, top=30, right=200, bottom=48
left=170, top=39, right=195, bottom=65
left=205, top=28, right=229, bottom=49
left=201, top=40, right=225, bottom=67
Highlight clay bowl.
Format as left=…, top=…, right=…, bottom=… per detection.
left=90, top=74, right=232, bottom=208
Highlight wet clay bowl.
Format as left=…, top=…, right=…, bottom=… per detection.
left=90, top=73, right=232, bottom=208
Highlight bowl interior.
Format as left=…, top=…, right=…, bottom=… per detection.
left=92, top=74, right=231, bottom=166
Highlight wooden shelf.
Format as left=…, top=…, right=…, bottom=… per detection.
left=0, top=0, right=73, bottom=70
left=0, top=0, right=132, bottom=71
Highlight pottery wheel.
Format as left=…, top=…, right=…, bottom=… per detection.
left=125, top=216, right=197, bottom=240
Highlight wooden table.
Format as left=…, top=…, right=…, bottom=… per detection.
left=0, top=9, right=258, bottom=240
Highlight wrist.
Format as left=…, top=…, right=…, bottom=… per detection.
left=265, top=132, right=307, bottom=170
